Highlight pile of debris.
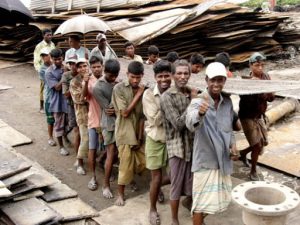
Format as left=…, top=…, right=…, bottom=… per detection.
left=0, top=143, right=100, bottom=225
left=29, top=0, right=300, bottom=65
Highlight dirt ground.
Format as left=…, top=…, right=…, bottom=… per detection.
left=0, top=58, right=299, bottom=212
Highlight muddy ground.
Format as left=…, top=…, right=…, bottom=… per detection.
left=0, top=57, right=299, bottom=211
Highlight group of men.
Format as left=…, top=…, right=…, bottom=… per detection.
left=33, top=28, right=274, bottom=225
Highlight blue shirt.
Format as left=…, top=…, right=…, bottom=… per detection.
left=45, top=64, right=67, bottom=113
left=39, top=64, right=51, bottom=103
left=186, top=90, right=235, bottom=175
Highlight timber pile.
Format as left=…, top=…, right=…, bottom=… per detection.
left=0, top=25, right=42, bottom=62
left=0, top=144, right=100, bottom=225
left=29, top=0, right=300, bottom=65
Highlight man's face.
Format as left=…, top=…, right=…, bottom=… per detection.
left=68, top=37, right=79, bottom=48
left=250, top=61, right=264, bottom=77
left=41, top=54, right=51, bottom=64
left=68, top=62, right=77, bottom=74
left=149, top=54, right=159, bottom=64
left=191, top=63, right=204, bottom=74
left=91, top=62, right=103, bottom=78
left=155, top=71, right=171, bottom=92
left=173, top=65, right=190, bottom=89
left=44, top=32, right=52, bottom=43
left=105, top=72, right=118, bottom=83
left=98, top=39, right=107, bottom=49
left=206, top=76, right=226, bottom=96
left=125, top=45, right=135, bottom=57
left=77, top=62, right=89, bottom=75
left=52, top=56, right=63, bottom=67
left=127, top=72, right=142, bottom=89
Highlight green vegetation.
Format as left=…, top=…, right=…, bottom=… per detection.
left=243, top=0, right=300, bottom=7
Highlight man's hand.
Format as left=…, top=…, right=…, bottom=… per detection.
left=105, top=108, right=115, bottom=116
left=230, top=145, right=239, bottom=161
left=198, top=93, right=209, bottom=116
left=83, top=73, right=89, bottom=82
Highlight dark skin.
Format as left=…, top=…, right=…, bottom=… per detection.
left=149, top=71, right=172, bottom=225
left=191, top=63, right=204, bottom=74
left=44, top=32, right=52, bottom=44
left=98, top=38, right=107, bottom=55
left=147, top=54, right=159, bottom=64
left=125, top=45, right=135, bottom=59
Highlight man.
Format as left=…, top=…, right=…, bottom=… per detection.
left=45, top=48, right=69, bottom=156
left=93, top=59, right=120, bottom=198
left=166, top=51, right=179, bottom=64
left=160, top=59, right=196, bottom=225
left=61, top=54, right=80, bottom=162
left=215, top=52, right=234, bottom=78
left=143, top=60, right=172, bottom=225
left=39, top=48, right=56, bottom=146
left=190, top=53, right=205, bottom=74
left=90, top=33, right=117, bottom=62
left=112, top=61, right=146, bottom=206
left=145, top=45, right=160, bottom=65
left=82, top=56, right=103, bottom=190
left=65, top=35, right=90, bottom=60
left=122, top=42, right=143, bottom=63
left=70, top=58, right=90, bottom=175
left=186, top=62, right=238, bottom=225
left=33, top=28, right=55, bottom=113
left=238, top=52, right=275, bottom=181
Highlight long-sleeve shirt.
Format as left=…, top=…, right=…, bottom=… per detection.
left=33, top=40, right=55, bottom=72
left=186, top=90, right=235, bottom=175
left=160, top=86, right=193, bottom=161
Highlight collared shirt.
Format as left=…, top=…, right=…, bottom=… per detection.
left=65, top=46, right=90, bottom=61
left=70, top=74, right=88, bottom=125
left=93, top=76, right=116, bottom=131
left=61, top=71, right=75, bottom=105
left=39, top=63, right=51, bottom=103
left=33, top=40, right=55, bottom=72
left=86, top=75, right=101, bottom=129
left=143, top=84, right=165, bottom=143
left=45, top=64, right=67, bottom=113
left=160, top=86, right=193, bottom=161
left=186, top=90, right=235, bottom=175
left=122, top=54, right=143, bottom=63
left=90, top=45, right=117, bottom=62
left=112, top=79, right=144, bottom=146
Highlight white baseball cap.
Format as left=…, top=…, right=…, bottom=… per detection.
left=205, top=62, right=227, bottom=79
left=96, top=33, right=107, bottom=41
left=76, top=58, right=88, bottom=66
left=40, top=48, right=50, bottom=56
left=65, top=54, right=78, bottom=63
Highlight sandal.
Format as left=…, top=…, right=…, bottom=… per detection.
left=149, top=211, right=160, bottom=225
left=88, top=177, right=98, bottom=191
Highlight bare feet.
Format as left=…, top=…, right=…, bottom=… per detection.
left=149, top=211, right=160, bottom=225
left=102, top=186, right=114, bottom=199
left=115, top=195, right=125, bottom=206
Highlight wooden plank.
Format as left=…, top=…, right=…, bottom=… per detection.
left=47, top=198, right=99, bottom=221
left=0, top=181, right=12, bottom=198
left=13, top=189, right=44, bottom=201
left=0, top=119, right=32, bottom=147
left=2, top=169, right=34, bottom=188
left=0, top=197, right=60, bottom=225
left=0, top=84, right=13, bottom=90
left=42, top=182, right=78, bottom=202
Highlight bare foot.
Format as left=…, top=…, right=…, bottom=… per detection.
left=171, top=219, right=179, bottom=225
left=115, top=195, right=125, bottom=206
left=102, top=186, right=114, bottom=199
left=149, top=211, right=160, bottom=225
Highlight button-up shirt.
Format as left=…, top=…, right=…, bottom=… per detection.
left=160, top=86, right=193, bottom=161
left=186, top=90, right=235, bottom=175
left=33, top=40, right=55, bottom=72
left=112, top=80, right=144, bottom=146
left=93, top=76, right=116, bottom=131
left=90, top=45, right=117, bottom=62
left=45, top=64, right=67, bottom=113
left=143, top=84, right=165, bottom=143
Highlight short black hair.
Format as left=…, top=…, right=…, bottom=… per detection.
left=105, top=59, right=120, bottom=76
left=50, top=48, right=63, bottom=58
left=42, top=28, right=52, bottom=36
left=172, top=59, right=190, bottom=74
left=69, top=35, right=81, bottom=42
left=215, top=52, right=231, bottom=67
left=124, top=41, right=134, bottom=48
left=128, top=61, right=144, bottom=75
left=166, top=51, right=179, bottom=63
left=89, top=56, right=103, bottom=65
left=148, top=45, right=159, bottom=55
left=153, top=60, right=172, bottom=75
left=190, top=53, right=205, bottom=65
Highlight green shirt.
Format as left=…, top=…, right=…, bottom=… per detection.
left=33, top=40, right=55, bottom=72
left=112, top=80, right=143, bottom=146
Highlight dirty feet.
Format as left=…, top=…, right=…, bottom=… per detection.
left=88, top=177, right=98, bottom=191
left=171, top=219, right=179, bottom=225
left=249, top=172, right=260, bottom=181
left=115, top=195, right=125, bottom=206
left=102, top=186, right=114, bottom=199
left=149, top=211, right=160, bottom=225
left=239, top=152, right=250, bottom=167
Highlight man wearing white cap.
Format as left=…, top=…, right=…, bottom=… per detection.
left=186, top=62, right=238, bottom=225
left=90, top=33, right=117, bottom=63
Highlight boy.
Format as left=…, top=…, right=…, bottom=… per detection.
left=190, top=53, right=205, bottom=74
left=65, top=35, right=90, bottom=60
left=112, top=61, right=146, bottom=206
left=82, top=56, right=103, bottom=190
left=45, top=48, right=68, bottom=156
left=186, top=62, right=238, bottom=225
left=122, top=42, right=143, bottom=63
left=93, top=59, right=120, bottom=198
left=145, top=45, right=160, bottom=65
left=143, top=60, right=172, bottom=225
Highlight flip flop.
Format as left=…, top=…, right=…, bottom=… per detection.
left=149, top=212, right=160, bottom=225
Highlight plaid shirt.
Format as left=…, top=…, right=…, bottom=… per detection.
left=160, top=86, right=194, bottom=161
